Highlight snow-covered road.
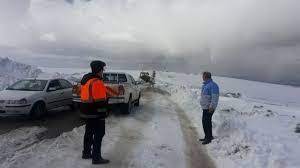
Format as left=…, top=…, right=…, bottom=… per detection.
left=0, top=90, right=215, bottom=168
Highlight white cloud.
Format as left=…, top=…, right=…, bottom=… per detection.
left=40, top=33, right=57, bottom=42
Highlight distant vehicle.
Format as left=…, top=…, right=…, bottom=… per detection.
left=0, top=78, right=74, bottom=118
left=73, top=72, right=142, bottom=114
left=139, top=71, right=155, bottom=85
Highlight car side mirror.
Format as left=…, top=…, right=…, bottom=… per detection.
left=48, top=87, right=57, bottom=92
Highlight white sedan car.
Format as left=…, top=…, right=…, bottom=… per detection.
left=0, top=78, right=74, bottom=118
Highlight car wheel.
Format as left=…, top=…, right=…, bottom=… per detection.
left=135, top=92, right=141, bottom=107
left=30, top=102, right=47, bottom=119
left=122, top=96, right=132, bottom=114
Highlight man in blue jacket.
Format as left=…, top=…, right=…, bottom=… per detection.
left=200, top=72, right=219, bottom=145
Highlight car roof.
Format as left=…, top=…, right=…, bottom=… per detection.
left=23, top=77, right=63, bottom=81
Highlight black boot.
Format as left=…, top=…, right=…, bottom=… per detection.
left=200, top=136, right=214, bottom=142
left=199, top=138, right=206, bottom=141
left=82, top=151, right=92, bottom=159
left=92, top=157, right=110, bottom=164
left=202, top=139, right=211, bottom=145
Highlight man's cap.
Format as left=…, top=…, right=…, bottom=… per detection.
left=90, top=60, right=106, bottom=73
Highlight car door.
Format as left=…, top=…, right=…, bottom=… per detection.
left=46, top=79, right=64, bottom=109
left=58, top=79, right=73, bottom=106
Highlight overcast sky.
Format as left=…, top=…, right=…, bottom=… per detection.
left=0, top=0, right=300, bottom=85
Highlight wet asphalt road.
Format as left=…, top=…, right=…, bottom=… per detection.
left=0, top=107, right=84, bottom=139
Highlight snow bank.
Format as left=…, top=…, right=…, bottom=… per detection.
left=0, top=57, right=42, bottom=90
left=0, top=127, right=47, bottom=166
left=156, top=71, right=300, bottom=168
left=0, top=126, right=85, bottom=168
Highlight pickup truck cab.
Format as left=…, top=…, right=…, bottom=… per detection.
left=73, top=72, right=141, bottom=114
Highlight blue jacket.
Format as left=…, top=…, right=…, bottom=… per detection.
left=200, top=79, right=219, bottom=110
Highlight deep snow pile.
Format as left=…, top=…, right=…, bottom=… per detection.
left=0, top=57, right=42, bottom=90
left=156, top=72, right=300, bottom=168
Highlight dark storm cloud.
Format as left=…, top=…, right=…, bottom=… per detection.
left=65, top=0, right=74, bottom=4
left=0, top=0, right=300, bottom=85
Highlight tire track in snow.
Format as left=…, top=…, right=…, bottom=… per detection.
left=103, top=91, right=157, bottom=168
left=105, top=89, right=215, bottom=168
left=173, top=100, right=215, bottom=168
left=151, top=88, right=215, bottom=168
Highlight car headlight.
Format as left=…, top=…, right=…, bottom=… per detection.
left=7, top=98, right=28, bottom=105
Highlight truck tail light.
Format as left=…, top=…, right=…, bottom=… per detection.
left=118, top=85, right=125, bottom=95
left=72, top=84, right=81, bottom=95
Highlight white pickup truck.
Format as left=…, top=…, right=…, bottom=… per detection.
left=73, top=72, right=141, bottom=114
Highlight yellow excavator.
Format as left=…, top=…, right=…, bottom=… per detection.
left=139, top=71, right=155, bottom=86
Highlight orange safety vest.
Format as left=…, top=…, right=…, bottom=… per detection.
left=80, top=78, right=107, bottom=103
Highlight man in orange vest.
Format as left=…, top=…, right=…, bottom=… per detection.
left=80, top=60, right=110, bottom=164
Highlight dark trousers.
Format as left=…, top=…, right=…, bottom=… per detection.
left=83, top=118, right=105, bottom=160
left=202, top=109, right=214, bottom=140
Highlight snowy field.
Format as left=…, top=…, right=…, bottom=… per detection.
left=0, top=58, right=300, bottom=168
left=156, top=72, right=300, bottom=168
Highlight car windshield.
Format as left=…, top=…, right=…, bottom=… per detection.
left=6, top=80, right=48, bottom=91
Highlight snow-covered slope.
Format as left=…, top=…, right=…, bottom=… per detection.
left=0, top=127, right=47, bottom=164
left=0, top=57, right=42, bottom=90
left=156, top=71, right=300, bottom=168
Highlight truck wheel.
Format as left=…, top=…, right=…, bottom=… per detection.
left=30, top=102, right=47, bottom=119
left=122, top=96, right=132, bottom=114
left=135, top=93, right=141, bottom=107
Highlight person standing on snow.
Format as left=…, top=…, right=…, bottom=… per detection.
left=199, top=71, right=219, bottom=145
left=80, top=60, right=110, bottom=164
